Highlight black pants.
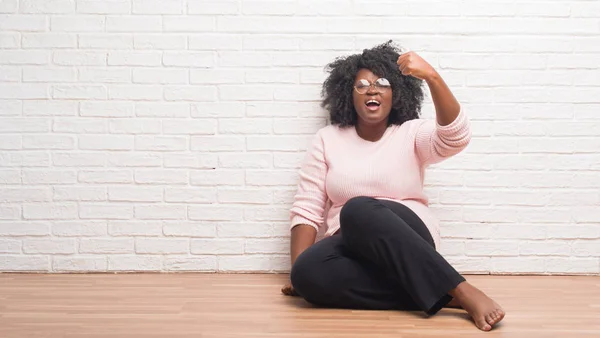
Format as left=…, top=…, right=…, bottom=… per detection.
left=290, top=196, right=465, bottom=315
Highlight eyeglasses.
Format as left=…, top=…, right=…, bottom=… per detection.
left=353, top=78, right=391, bottom=94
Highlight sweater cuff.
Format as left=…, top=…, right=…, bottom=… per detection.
left=435, top=108, right=468, bottom=135
left=290, top=215, right=319, bottom=232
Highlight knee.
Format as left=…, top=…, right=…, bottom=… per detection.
left=289, top=255, right=306, bottom=291
left=290, top=253, right=332, bottom=302
left=340, top=196, right=377, bottom=229
left=290, top=253, right=316, bottom=297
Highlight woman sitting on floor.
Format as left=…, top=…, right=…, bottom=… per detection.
left=282, top=41, right=505, bottom=332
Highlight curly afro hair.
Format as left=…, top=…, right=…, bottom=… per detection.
left=321, top=40, right=424, bottom=127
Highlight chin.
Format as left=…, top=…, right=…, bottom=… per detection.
left=360, top=112, right=388, bottom=125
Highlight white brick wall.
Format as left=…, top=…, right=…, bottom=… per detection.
left=0, top=0, right=599, bottom=274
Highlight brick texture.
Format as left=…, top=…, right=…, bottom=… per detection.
left=0, top=0, right=599, bottom=274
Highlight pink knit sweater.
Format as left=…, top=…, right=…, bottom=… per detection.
left=290, top=109, right=471, bottom=249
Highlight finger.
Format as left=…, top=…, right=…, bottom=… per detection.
left=398, top=53, right=409, bottom=64
left=399, top=50, right=412, bottom=59
left=397, top=62, right=405, bottom=72
left=398, top=60, right=411, bottom=73
left=400, top=64, right=412, bottom=75
left=399, top=66, right=412, bottom=76
left=397, top=53, right=408, bottom=65
left=398, top=58, right=410, bottom=69
left=400, top=51, right=413, bottom=60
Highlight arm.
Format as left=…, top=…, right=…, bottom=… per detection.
left=283, top=131, right=328, bottom=295
left=425, top=71, right=461, bottom=126
left=398, top=52, right=471, bottom=165
left=289, top=130, right=328, bottom=236
left=282, top=224, right=316, bottom=296
left=398, top=51, right=460, bottom=126
left=290, top=224, right=317, bottom=266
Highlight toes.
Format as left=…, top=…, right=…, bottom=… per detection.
left=485, top=314, right=494, bottom=326
left=498, top=309, right=506, bottom=319
left=488, top=309, right=505, bottom=325
left=475, top=317, right=492, bottom=332
left=495, top=309, right=506, bottom=322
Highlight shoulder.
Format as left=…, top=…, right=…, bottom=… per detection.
left=391, top=118, right=431, bottom=137
left=312, top=124, right=349, bottom=142
left=400, top=117, right=429, bottom=129
left=302, top=125, right=351, bottom=156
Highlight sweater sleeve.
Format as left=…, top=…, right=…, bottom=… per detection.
left=415, top=108, right=472, bottom=166
left=289, top=130, right=328, bottom=232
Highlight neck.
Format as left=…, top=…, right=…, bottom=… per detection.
left=355, top=121, right=388, bottom=142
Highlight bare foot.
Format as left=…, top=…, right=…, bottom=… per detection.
left=281, top=283, right=299, bottom=297
left=450, top=282, right=505, bottom=331
left=445, top=298, right=462, bottom=309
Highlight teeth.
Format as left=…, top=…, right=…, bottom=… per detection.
left=367, top=100, right=380, bottom=105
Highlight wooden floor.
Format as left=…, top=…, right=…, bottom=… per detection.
left=0, top=274, right=599, bottom=338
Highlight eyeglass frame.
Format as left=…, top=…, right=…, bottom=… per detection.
left=353, top=78, right=392, bottom=94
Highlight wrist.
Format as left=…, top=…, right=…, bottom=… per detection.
left=424, top=69, right=441, bottom=84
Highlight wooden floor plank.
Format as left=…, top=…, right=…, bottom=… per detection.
left=0, top=274, right=599, bottom=337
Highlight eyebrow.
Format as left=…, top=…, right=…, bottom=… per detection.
left=355, top=78, right=385, bottom=83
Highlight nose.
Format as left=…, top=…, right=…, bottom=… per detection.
left=366, top=84, right=378, bottom=95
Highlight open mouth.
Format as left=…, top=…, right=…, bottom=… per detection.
left=365, top=99, right=381, bottom=111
